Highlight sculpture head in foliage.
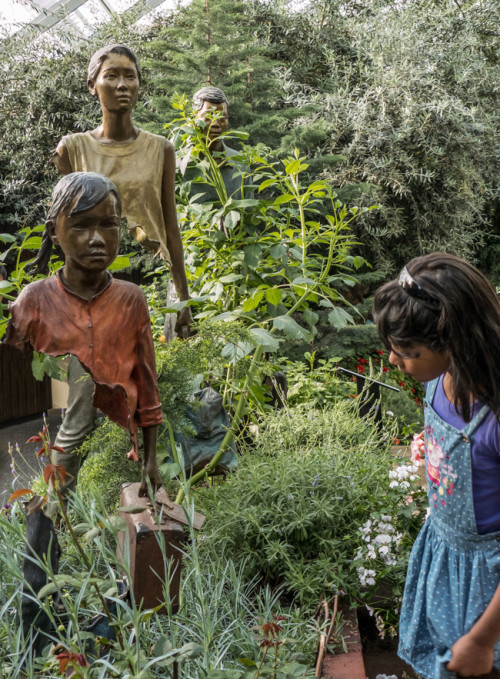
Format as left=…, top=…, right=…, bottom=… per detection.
left=193, top=86, right=229, bottom=151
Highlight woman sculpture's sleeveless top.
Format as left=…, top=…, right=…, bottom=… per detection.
left=63, top=130, right=170, bottom=263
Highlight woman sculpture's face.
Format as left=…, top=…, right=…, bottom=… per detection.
left=88, top=53, right=139, bottom=113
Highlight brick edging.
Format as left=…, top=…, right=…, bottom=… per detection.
left=321, top=607, right=366, bottom=679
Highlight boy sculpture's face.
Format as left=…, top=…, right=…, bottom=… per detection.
left=48, top=193, right=120, bottom=275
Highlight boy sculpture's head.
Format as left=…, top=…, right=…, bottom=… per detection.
left=46, top=172, right=122, bottom=275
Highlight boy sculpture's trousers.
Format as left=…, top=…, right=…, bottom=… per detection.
left=52, top=355, right=96, bottom=493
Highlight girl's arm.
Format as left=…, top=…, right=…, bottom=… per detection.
left=448, top=582, right=500, bottom=676
left=52, top=138, right=72, bottom=174
left=161, top=139, right=192, bottom=334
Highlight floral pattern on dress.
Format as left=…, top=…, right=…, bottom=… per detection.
left=425, top=429, right=457, bottom=508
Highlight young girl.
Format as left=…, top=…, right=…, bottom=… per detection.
left=374, top=253, right=500, bottom=679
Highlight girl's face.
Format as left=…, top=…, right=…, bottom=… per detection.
left=88, top=53, right=139, bottom=113
left=387, top=342, right=451, bottom=382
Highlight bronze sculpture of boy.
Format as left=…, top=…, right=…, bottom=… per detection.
left=6, top=172, right=163, bottom=496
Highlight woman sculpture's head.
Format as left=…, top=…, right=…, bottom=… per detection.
left=87, top=44, right=141, bottom=111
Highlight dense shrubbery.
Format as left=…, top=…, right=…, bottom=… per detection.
left=0, top=494, right=317, bottom=677
left=194, top=403, right=426, bottom=612
left=274, top=0, right=499, bottom=272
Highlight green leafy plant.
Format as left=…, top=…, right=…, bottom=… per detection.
left=193, top=401, right=423, bottom=611
left=283, top=353, right=354, bottom=408
left=1, top=444, right=320, bottom=677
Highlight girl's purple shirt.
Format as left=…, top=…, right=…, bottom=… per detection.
left=429, top=375, right=500, bottom=534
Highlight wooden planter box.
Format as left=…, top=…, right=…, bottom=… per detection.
left=0, top=344, right=52, bottom=424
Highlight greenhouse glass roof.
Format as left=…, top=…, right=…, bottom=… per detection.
left=1, top=0, right=188, bottom=40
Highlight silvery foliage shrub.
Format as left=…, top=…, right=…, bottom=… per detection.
left=194, top=402, right=425, bottom=607
left=277, top=0, right=499, bottom=271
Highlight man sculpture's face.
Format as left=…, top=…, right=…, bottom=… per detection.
left=197, top=101, right=228, bottom=142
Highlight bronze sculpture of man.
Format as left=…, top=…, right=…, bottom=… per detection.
left=188, top=86, right=253, bottom=203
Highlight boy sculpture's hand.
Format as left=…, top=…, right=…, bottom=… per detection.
left=139, top=461, right=163, bottom=498
left=447, top=633, right=494, bottom=676
left=139, top=424, right=163, bottom=498
left=175, top=306, right=193, bottom=340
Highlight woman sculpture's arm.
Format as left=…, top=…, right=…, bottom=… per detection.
left=52, top=139, right=72, bottom=174
left=161, top=139, right=192, bottom=335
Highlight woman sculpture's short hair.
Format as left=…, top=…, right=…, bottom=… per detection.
left=88, top=44, right=142, bottom=85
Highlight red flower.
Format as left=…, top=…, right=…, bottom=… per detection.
left=358, top=358, right=368, bottom=365
left=56, top=651, right=88, bottom=673
left=43, top=464, right=72, bottom=486
left=382, top=366, right=389, bottom=373
left=356, top=364, right=365, bottom=374
left=376, top=350, right=384, bottom=356
left=398, top=381, right=405, bottom=387
left=393, top=437, right=401, bottom=445
left=259, top=614, right=286, bottom=640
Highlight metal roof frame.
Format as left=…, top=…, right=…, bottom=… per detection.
left=7, top=0, right=171, bottom=42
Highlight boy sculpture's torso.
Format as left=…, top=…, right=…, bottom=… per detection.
left=6, top=271, right=162, bottom=452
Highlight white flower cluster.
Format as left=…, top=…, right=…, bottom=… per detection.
left=366, top=605, right=393, bottom=641
left=357, top=567, right=377, bottom=587
left=356, top=513, right=403, bottom=583
left=388, top=463, right=420, bottom=490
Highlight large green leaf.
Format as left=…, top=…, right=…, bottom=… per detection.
left=31, top=352, right=45, bottom=381
left=242, top=290, right=264, bottom=312
left=249, top=327, right=281, bottom=352
left=265, top=287, right=282, bottom=306
left=328, top=307, right=354, bottom=329
left=108, top=255, right=134, bottom=271
left=273, top=315, right=311, bottom=341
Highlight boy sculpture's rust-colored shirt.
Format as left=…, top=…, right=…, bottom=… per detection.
left=6, top=272, right=162, bottom=452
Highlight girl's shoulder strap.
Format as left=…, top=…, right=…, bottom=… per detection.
left=463, top=404, right=491, bottom=436
left=424, top=378, right=440, bottom=403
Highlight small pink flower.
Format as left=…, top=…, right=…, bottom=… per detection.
left=410, top=431, right=425, bottom=466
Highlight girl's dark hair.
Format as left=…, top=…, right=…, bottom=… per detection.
left=87, top=44, right=142, bottom=86
left=374, top=252, right=500, bottom=420
left=31, top=173, right=121, bottom=274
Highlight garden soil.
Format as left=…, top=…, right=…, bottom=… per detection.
left=358, top=606, right=419, bottom=679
